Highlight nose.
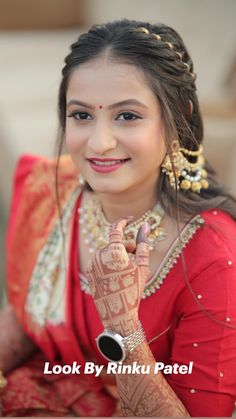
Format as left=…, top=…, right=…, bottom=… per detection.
left=87, top=121, right=117, bottom=155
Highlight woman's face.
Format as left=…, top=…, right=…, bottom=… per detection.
left=65, top=56, right=166, bottom=195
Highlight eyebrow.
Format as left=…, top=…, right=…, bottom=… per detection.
left=66, top=98, right=149, bottom=110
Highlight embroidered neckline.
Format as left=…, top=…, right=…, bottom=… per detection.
left=142, top=214, right=204, bottom=298
left=79, top=214, right=205, bottom=300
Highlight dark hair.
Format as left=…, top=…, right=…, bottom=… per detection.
left=55, top=19, right=236, bottom=331
left=56, top=18, right=236, bottom=222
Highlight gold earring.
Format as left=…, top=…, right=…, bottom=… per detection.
left=161, top=140, right=209, bottom=193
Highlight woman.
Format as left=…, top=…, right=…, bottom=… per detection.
left=0, top=19, right=236, bottom=417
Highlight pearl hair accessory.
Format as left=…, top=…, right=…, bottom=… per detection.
left=138, top=27, right=196, bottom=81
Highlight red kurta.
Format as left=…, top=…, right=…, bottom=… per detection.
left=2, top=154, right=236, bottom=416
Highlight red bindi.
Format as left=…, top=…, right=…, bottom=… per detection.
left=98, top=105, right=103, bottom=109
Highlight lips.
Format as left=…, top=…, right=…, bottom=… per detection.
left=87, top=158, right=131, bottom=173
left=87, top=158, right=130, bottom=166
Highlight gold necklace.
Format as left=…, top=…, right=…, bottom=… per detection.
left=78, top=193, right=167, bottom=253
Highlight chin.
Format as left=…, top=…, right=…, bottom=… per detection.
left=88, top=180, right=131, bottom=194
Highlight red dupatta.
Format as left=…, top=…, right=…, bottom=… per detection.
left=4, top=154, right=119, bottom=416
left=6, top=154, right=78, bottom=355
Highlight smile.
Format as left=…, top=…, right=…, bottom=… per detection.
left=87, top=158, right=130, bottom=173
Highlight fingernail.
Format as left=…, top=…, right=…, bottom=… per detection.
left=143, top=222, right=150, bottom=235
left=136, top=223, right=148, bottom=244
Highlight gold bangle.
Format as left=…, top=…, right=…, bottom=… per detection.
left=0, top=370, right=7, bottom=390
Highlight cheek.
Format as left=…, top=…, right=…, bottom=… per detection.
left=65, top=124, right=84, bottom=153
left=129, top=133, right=166, bottom=165
left=127, top=121, right=166, bottom=158
left=148, top=125, right=166, bottom=165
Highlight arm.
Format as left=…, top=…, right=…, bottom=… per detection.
left=0, top=304, right=36, bottom=374
left=86, top=218, right=190, bottom=416
left=114, top=323, right=189, bottom=417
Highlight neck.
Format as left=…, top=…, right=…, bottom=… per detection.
left=93, top=177, right=159, bottom=224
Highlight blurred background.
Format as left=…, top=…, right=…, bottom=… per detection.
left=0, top=0, right=236, bottom=304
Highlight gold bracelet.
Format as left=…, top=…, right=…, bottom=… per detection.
left=0, top=370, right=7, bottom=390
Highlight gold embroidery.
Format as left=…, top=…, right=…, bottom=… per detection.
left=25, top=186, right=81, bottom=327
left=7, top=153, right=78, bottom=325
left=143, top=215, right=204, bottom=298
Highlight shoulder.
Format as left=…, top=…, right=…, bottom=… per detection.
left=175, top=209, right=236, bottom=319
left=183, top=209, right=236, bottom=278
left=199, top=208, right=236, bottom=255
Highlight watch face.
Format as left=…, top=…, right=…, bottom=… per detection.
left=97, top=335, right=125, bottom=362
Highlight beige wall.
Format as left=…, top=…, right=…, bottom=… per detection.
left=0, top=0, right=87, bottom=29
left=86, top=0, right=236, bottom=105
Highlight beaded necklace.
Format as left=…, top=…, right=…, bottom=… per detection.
left=78, top=193, right=167, bottom=253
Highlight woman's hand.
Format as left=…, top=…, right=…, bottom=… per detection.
left=86, top=218, right=150, bottom=335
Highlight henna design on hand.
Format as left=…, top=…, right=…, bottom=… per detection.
left=87, top=219, right=189, bottom=416
left=86, top=218, right=150, bottom=334
left=116, top=342, right=190, bottom=417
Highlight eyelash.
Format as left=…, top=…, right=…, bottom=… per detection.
left=67, top=111, right=141, bottom=121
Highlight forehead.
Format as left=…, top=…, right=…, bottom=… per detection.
left=66, top=57, right=157, bottom=105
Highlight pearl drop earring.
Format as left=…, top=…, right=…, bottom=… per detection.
left=78, top=174, right=85, bottom=187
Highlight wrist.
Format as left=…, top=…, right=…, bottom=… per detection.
left=106, top=316, right=139, bottom=336
left=96, top=321, right=145, bottom=362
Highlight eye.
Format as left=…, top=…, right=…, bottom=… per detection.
left=116, top=112, right=141, bottom=121
left=67, top=111, right=92, bottom=120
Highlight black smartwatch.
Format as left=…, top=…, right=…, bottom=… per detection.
left=96, top=321, right=145, bottom=362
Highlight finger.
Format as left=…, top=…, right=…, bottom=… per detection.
left=135, top=222, right=150, bottom=278
left=109, top=216, right=134, bottom=244
left=124, top=239, right=136, bottom=254
left=136, top=221, right=150, bottom=245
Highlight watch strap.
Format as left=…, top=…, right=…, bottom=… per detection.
left=123, top=321, right=145, bottom=353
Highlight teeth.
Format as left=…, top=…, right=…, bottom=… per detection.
left=91, top=159, right=127, bottom=166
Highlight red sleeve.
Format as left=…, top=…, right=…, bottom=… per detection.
left=167, top=258, right=236, bottom=417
